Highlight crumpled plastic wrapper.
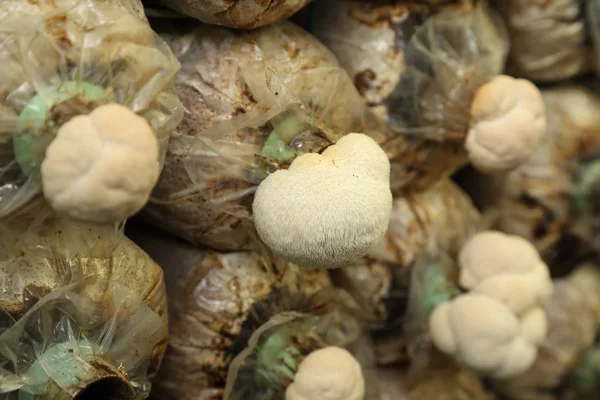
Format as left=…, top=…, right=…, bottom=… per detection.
left=0, top=210, right=168, bottom=399
left=127, top=222, right=349, bottom=400
left=222, top=311, right=380, bottom=400
left=491, top=0, right=594, bottom=82
left=330, top=179, right=480, bottom=364
left=144, top=21, right=368, bottom=251
left=491, top=270, right=600, bottom=400
left=459, top=85, right=600, bottom=256
left=367, top=0, right=508, bottom=195
left=312, top=0, right=471, bottom=123
left=0, top=0, right=183, bottom=221
left=151, top=0, right=312, bottom=29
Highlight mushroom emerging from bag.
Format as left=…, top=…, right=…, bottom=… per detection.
left=458, top=85, right=600, bottom=255
left=0, top=0, right=183, bottom=224
left=314, top=1, right=547, bottom=194
left=144, top=21, right=392, bottom=268
left=330, top=179, right=480, bottom=364
left=0, top=209, right=168, bottom=400
left=126, top=223, right=379, bottom=400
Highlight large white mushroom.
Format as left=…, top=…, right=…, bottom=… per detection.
left=429, top=293, right=546, bottom=379
left=285, top=346, right=365, bottom=400
left=41, top=104, right=160, bottom=223
left=466, top=75, right=546, bottom=173
left=252, top=133, right=393, bottom=269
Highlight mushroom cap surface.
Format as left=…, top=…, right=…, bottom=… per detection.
left=253, top=133, right=393, bottom=269
left=41, top=104, right=159, bottom=223
left=285, top=346, right=365, bottom=400
left=458, top=231, right=552, bottom=314
left=466, top=75, right=546, bottom=173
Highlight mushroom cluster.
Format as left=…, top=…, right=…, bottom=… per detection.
left=429, top=231, right=553, bottom=378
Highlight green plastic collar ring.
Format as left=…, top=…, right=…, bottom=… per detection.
left=13, top=81, right=114, bottom=176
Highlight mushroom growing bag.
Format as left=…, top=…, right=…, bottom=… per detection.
left=150, top=0, right=312, bottom=29
left=0, top=210, right=168, bottom=399
left=126, top=222, right=334, bottom=400
left=222, top=311, right=380, bottom=400
left=144, top=21, right=367, bottom=251
left=375, top=1, right=508, bottom=194
left=0, top=0, right=182, bottom=221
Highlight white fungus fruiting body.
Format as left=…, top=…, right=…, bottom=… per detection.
left=253, top=133, right=393, bottom=269
left=429, top=294, right=546, bottom=379
left=458, top=231, right=553, bottom=314
left=41, top=104, right=160, bottom=224
left=466, top=75, right=547, bottom=173
left=285, top=346, right=365, bottom=400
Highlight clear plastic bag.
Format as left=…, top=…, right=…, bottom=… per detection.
left=493, top=0, right=593, bottom=82
left=0, top=209, right=168, bottom=399
left=330, top=179, right=480, bottom=364
left=222, top=310, right=380, bottom=400
left=0, top=0, right=183, bottom=221
left=126, top=222, right=342, bottom=400
left=150, top=0, right=312, bottom=29
left=374, top=1, right=508, bottom=195
left=144, top=20, right=368, bottom=251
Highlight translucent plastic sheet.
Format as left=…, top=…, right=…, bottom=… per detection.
left=372, top=1, right=508, bottom=195
left=150, top=0, right=313, bottom=29
left=0, top=0, right=183, bottom=221
left=493, top=0, right=593, bottom=82
left=0, top=209, right=168, bottom=399
left=491, top=279, right=598, bottom=400
left=461, top=86, right=600, bottom=255
left=126, top=223, right=341, bottom=400
left=222, top=311, right=380, bottom=400
left=330, top=179, right=480, bottom=364
left=145, top=21, right=368, bottom=251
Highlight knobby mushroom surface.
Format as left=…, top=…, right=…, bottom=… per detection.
left=42, top=104, right=160, bottom=223
left=285, top=346, right=366, bottom=400
left=253, top=133, right=393, bottom=269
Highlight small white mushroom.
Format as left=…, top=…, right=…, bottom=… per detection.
left=458, top=231, right=553, bottom=314
left=252, top=133, right=393, bottom=269
left=285, top=346, right=365, bottom=400
left=429, top=293, right=545, bottom=379
left=466, top=75, right=547, bottom=173
left=41, top=104, right=160, bottom=224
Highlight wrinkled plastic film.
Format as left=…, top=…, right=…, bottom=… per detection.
left=146, top=21, right=367, bottom=250
left=0, top=209, right=168, bottom=398
left=0, top=278, right=167, bottom=399
left=0, top=0, right=183, bottom=220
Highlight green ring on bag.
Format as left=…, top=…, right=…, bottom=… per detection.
left=18, top=339, right=135, bottom=400
left=14, top=81, right=114, bottom=176
left=423, top=262, right=461, bottom=314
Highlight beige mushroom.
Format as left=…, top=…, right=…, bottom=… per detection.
left=429, top=293, right=546, bottom=379
left=41, top=104, right=160, bottom=224
left=253, top=133, right=393, bottom=269
left=458, top=231, right=552, bottom=314
left=285, top=346, right=365, bottom=400
left=466, top=75, right=546, bottom=173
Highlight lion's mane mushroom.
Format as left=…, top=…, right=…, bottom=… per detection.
left=429, top=293, right=547, bottom=379
left=285, top=346, right=365, bottom=400
left=458, top=231, right=553, bottom=315
left=41, top=104, right=160, bottom=223
left=466, top=75, right=547, bottom=173
left=252, top=133, right=393, bottom=269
